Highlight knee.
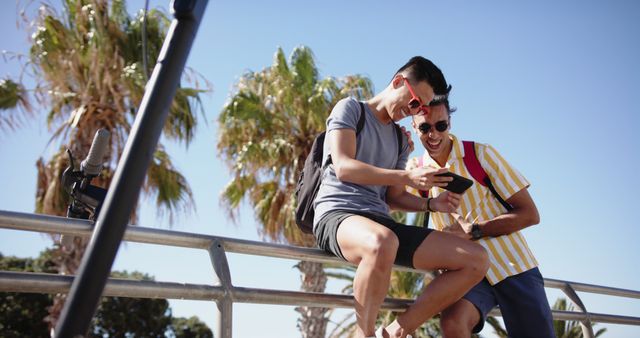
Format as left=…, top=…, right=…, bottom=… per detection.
left=441, top=313, right=473, bottom=338
left=361, top=231, right=398, bottom=268
left=466, top=244, right=490, bottom=280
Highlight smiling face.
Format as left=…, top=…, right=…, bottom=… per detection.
left=388, top=75, right=435, bottom=122
left=412, top=103, right=452, bottom=165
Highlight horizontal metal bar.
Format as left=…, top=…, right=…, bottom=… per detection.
left=2, top=210, right=639, bottom=299
left=586, top=312, right=640, bottom=326
left=0, top=271, right=408, bottom=310
left=0, top=210, right=413, bottom=270
left=0, top=210, right=212, bottom=250
left=0, top=271, right=223, bottom=300
left=3, top=271, right=639, bottom=326
left=231, top=285, right=411, bottom=310
left=487, top=308, right=640, bottom=326
left=545, top=278, right=640, bottom=300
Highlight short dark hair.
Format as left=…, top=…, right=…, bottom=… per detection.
left=429, top=97, right=457, bottom=116
left=395, top=56, right=452, bottom=96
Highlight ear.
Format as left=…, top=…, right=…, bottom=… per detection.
left=391, top=74, right=404, bottom=89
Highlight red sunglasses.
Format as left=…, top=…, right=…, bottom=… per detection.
left=403, top=78, right=430, bottom=116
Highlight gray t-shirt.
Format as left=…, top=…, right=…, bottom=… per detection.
left=313, top=97, right=410, bottom=228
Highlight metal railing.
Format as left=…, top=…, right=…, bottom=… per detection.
left=1, top=209, right=639, bottom=337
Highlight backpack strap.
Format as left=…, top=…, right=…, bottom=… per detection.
left=356, top=102, right=366, bottom=135
left=392, top=122, right=403, bottom=156
left=462, top=141, right=513, bottom=211
left=462, top=141, right=487, bottom=186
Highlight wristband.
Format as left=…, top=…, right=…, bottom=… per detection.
left=471, top=223, right=483, bottom=240
left=426, top=197, right=434, bottom=212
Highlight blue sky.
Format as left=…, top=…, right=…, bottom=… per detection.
left=1, top=1, right=639, bottom=337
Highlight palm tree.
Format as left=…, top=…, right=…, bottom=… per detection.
left=217, top=45, right=373, bottom=338
left=1, top=0, right=209, bottom=329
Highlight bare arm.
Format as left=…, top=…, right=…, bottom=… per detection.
left=328, top=128, right=450, bottom=190
left=476, top=188, right=540, bottom=237
left=387, top=185, right=460, bottom=213
left=446, top=188, right=540, bottom=240
left=386, top=185, right=428, bottom=212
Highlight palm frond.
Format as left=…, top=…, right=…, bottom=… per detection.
left=164, top=87, right=206, bottom=146
left=594, top=327, right=606, bottom=337
left=145, top=147, right=195, bottom=225
left=290, top=46, right=318, bottom=95
left=271, top=47, right=291, bottom=80
left=323, top=272, right=356, bottom=281
left=35, top=149, right=70, bottom=217
left=109, top=0, right=128, bottom=26
left=327, top=312, right=357, bottom=338
left=221, top=174, right=255, bottom=205
left=0, top=78, right=32, bottom=132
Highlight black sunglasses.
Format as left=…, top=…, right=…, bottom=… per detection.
left=418, top=121, right=448, bottom=134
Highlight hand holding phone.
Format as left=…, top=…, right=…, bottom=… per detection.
left=435, top=172, right=473, bottom=194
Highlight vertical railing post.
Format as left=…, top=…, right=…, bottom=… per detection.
left=561, top=282, right=595, bottom=338
left=209, top=239, right=233, bottom=338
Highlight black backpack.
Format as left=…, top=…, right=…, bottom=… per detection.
left=294, top=102, right=403, bottom=234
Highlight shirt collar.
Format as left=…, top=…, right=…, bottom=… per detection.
left=450, top=134, right=466, bottom=160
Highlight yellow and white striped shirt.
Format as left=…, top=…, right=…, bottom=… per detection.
left=407, top=134, right=538, bottom=285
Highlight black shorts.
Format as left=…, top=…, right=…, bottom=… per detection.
left=314, top=210, right=433, bottom=268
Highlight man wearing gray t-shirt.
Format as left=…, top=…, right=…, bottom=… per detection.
left=312, top=57, right=489, bottom=338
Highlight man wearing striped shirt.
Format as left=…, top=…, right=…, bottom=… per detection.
left=407, top=99, right=554, bottom=337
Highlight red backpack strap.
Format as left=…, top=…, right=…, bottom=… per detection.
left=462, top=141, right=513, bottom=211
left=462, top=141, right=488, bottom=187
left=417, top=156, right=429, bottom=198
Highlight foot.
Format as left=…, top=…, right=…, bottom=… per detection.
left=384, top=320, right=414, bottom=338
left=364, top=327, right=384, bottom=338
left=364, top=327, right=383, bottom=338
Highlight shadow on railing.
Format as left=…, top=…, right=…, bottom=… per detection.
left=1, top=210, right=639, bottom=338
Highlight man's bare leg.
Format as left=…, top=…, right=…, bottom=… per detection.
left=383, top=231, right=489, bottom=337
left=337, top=216, right=399, bottom=338
left=440, top=299, right=479, bottom=338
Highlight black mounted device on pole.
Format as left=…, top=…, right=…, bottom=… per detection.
left=61, top=129, right=110, bottom=221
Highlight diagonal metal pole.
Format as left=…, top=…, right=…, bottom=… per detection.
left=562, top=282, right=595, bottom=338
left=54, top=1, right=209, bottom=336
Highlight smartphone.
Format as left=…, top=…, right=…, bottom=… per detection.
left=435, top=172, right=474, bottom=194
